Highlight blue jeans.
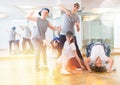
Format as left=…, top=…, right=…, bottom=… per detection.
left=32, top=38, right=46, bottom=69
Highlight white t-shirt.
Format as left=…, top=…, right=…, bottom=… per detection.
left=58, top=41, right=76, bottom=64
left=90, top=45, right=107, bottom=64
left=62, top=41, right=76, bottom=58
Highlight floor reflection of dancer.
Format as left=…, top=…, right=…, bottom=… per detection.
left=20, top=25, right=33, bottom=54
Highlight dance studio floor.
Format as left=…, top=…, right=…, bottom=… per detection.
left=0, top=49, right=120, bottom=85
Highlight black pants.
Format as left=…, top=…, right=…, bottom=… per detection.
left=59, top=35, right=84, bottom=61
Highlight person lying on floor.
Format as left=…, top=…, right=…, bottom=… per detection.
left=84, top=42, right=114, bottom=73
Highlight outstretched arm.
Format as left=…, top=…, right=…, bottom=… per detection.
left=15, top=31, right=21, bottom=37
left=106, top=57, right=113, bottom=72
left=26, top=11, right=37, bottom=22
left=48, top=22, right=61, bottom=31
left=84, top=57, right=92, bottom=72
left=74, top=50, right=85, bottom=69
left=58, top=5, right=71, bottom=15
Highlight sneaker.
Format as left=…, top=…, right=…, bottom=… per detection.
left=75, top=68, right=82, bottom=71
left=60, top=69, right=71, bottom=75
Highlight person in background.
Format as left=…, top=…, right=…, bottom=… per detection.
left=20, top=25, right=33, bottom=54
left=14, top=39, right=20, bottom=54
left=26, top=8, right=61, bottom=72
left=58, top=2, right=84, bottom=62
left=8, top=26, right=20, bottom=54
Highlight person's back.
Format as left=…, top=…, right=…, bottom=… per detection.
left=86, top=42, right=111, bottom=57
left=85, top=42, right=114, bottom=73
left=8, top=27, right=17, bottom=54
left=90, top=44, right=107, bottom=64
left=9, top=29, right=16, bottom=41
left=23, top=26, right=31, bottom=39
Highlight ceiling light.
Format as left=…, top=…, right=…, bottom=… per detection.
left=18, top=5, right=37, bottom=9
left=0, top=12, right=8, bottom=19
left=83, top=15, right=99, bottom=21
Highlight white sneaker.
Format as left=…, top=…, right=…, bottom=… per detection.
left=75, top=68, right=82, bottom=71
left=60, top=69, right=71, bottom=75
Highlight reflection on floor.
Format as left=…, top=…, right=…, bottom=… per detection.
left=0, top=50, right=120, bottom=85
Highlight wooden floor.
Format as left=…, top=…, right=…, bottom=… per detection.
left=0, top=50, right=120, bottom=85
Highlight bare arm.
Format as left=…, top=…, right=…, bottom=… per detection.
left=74, top=50, right=84, bottom=69
left=58, top=5, right=71, bottom=15
left=48, top=22, right=61, bottom=31
left=106, top=57, right=114, bottom=72
left=6, top=29, right=10, bottom=32
left=75, top=21, right=80, bottom=32
left=20, top=26, right=25, bottom=30
left=84, top=57, right=92, bottom=72
left=15, top=32, right=21, bottom=37
left=26, top=11, right=37, bottom=22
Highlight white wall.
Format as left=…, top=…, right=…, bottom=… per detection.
left=0, top=18, right=27, bottom=49
left=0, top=18, right=13, bottom=49
left=114, top=14, right=120, bottom=48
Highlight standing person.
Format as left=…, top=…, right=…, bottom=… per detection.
left=26, top=8, right=61, bottom=72
left=20, top=25, right=33, bottom=54
left=58, top=31, right=84, bottom=74
left=8, top=26, right=20, bottom=54
left=58, top=2, right=84, bottom=61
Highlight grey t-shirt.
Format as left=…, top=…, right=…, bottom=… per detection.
left=32, top=17, right=49, bottom=41
left=23, top=26, right=31, bottom=39
left=9, top=30, right=16, bottom=41
left=60, top=13, right=80, bottom=35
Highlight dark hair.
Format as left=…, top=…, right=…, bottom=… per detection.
left=74, top=2, right=80, bottom=8
left=50, top=37, right=60, bottom=49
left=50, top=38, right=61, bottom=57
left=38, top=8, right=50, bottom=16
left=90, top=64, right=107, bottom=72
left=66, top=31, right=74, bottom=43
left=66, top=31, right=73, bottom=36
left=11, top=26, right=16, bottom=30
